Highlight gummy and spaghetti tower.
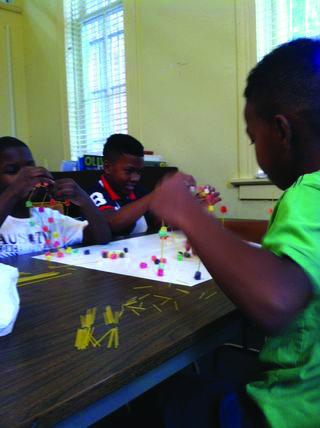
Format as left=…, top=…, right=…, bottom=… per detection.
left=219, top=205, right=228, bottom=227
left=157, top=222, right=168, bottom=277
left=25, top=182, right=72, bottom=256
left=267, top=189, right=276, bottom=216
left=190, top=185, right=218, bottom=213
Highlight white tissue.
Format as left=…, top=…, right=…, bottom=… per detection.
left=0, top=263, right=19, bottom=336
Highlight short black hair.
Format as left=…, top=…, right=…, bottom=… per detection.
left=244, top=38, right=320, bottom=136
left=0, top=136, right=29, bottom=155
left=103, top=134, right=144, bottom=162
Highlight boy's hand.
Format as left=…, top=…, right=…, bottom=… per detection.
left=185, top=185, right=221, bottom=254
left=149, top=172, right=197, bottom=228
left=53, top=178, right=111, bottom=245
left=52, top=178, right=89, bottom=206
left=9, top=166, right=54, bottom=199
left=194, top=185, right=221, bottom=208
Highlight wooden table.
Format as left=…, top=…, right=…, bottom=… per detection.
left=0, top=253, right=238, bottom=427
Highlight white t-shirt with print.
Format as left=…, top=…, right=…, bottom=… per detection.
left=0, top=207, right=88, bottom=258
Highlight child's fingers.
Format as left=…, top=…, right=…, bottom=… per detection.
left=158, top=172, right=196, bottom=194
left=208, top=193, right=221, bottom=205
left=54, top=182, right=75, bottom=191
left=32, top=167, right=54, bottom=179
left=52, top=180, right=85, bottom=202
left=29, top=177, right=54, bottom=189
left=20, top=168, right=54, bottom=189
left=149, top=172, right=199, bottom=228
left=53, top=186, right=76, bottom=199
left=179, top=172, right=196, bottom=188
left=56, top=178, right=77, bottom=186
left=53, top=178, right=80, bottom=193
left=24, top=166, right=54, bottom=181
left=22, top=176, right=53, bottom=194
left=54, top=179, right=76, bottom=190
left=185, top=240, right=191, bottom=251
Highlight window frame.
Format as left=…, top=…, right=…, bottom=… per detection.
left=233, top=0, right=320, bottom=199
left=232, top=0, right=280, bottom=199
left=64, top=0, right=128, bottom=161
left=234, top=0, right=262, bottom=179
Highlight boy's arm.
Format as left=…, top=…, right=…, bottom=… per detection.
left=79, top=199, right=112, bottom=245
left=53, top=179, right=111, bottom=244
left=101, top=193, right=153, bottom=233
left=150, top=173, right=313, bottom=335
left=183, top=204, right=312, bottom=335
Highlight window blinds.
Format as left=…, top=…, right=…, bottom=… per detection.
left=64, top=0, right=127, bottom=160
left=256, top=0, right=320, bottom=61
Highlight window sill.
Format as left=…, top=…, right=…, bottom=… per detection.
left=230, top=178, right=282, bottom=200
left=230, top=178, right=271, bottom=186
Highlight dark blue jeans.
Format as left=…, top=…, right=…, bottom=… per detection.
left=164, top=375, right=265, bottom=428
left=164, top=347, right=266, bottom=428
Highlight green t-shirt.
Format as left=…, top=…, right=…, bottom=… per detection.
left=247, top=171, right=320, bottom=427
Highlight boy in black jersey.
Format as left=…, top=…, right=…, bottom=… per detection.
left=89, top=134, right=152, bottom=236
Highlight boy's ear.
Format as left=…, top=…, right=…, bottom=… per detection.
left=103, top=159, right=112, bottom=175
left=274, top=114, right=293, bottom=150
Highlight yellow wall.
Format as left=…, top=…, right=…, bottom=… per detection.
left=22, top=0, right=69, bottom=169
left=125, top=0, right=271, bottom=219
left=0, top=4, right=29, bottom=140
left=0, top=0, right=272, bottom=219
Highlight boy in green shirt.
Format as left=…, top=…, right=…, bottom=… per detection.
left=150, top=38, right=320, bottom=427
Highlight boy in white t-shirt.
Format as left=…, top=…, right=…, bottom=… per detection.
left=0, top=137, right=111, bottom=257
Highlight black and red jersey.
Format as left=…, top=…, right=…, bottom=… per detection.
left=89, top=175, right=148, bottom=236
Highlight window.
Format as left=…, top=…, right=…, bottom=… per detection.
left=256, top=0, right=320, bottom=62
left=64, top=0, right=127, bottom=160
left=235, top=0, right=320, bottom=187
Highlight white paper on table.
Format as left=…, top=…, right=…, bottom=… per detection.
left=0, top=263, right=19, bottom=336
left=34, top=232, right=212, bottom=287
